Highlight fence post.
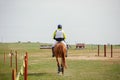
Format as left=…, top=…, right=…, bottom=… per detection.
left=104, top=45, right=106, bottom=57
left=15, top=51, right=18, bottom=72
left=24, top=52, right=28, bottom=80
left=10, top=50, right=12, bottom=67
left=111, top=45, right=113, bottom=58
left=12, top=69, right=16, bottom=80
left=98, top=45, right=99, bottom=56
left=4, top=52, right=6, bottom=64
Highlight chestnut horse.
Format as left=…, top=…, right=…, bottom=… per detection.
left=54, top=42, right=67, bottom=75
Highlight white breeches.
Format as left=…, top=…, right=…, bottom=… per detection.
left=52, top=41, right=66, bottom=47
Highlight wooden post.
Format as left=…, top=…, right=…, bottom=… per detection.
left=12, top=69, right=16, bottom=80
left=104, top=45, right=106, bottom=57
left=4, top=52, right=6, bottom=64
left=10, top=50, right=12, bottom=67
left=15, top=51, right=18, bottom=72
left=98, top=45, right=99, bottom=56
left=111, top=45, right=113, bottom=58
left=24, top=52, right=28, bottom=80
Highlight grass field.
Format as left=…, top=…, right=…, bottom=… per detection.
left=0, top=43, right=120, bottom=80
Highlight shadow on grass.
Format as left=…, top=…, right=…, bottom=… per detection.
left=28, top=72, right=52, bottom=76
left=0, top=73, right=11, bottom=80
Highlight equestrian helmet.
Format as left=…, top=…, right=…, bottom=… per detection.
left=58, top=24, right=62, bottom=29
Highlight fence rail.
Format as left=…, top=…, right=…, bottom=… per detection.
left=3, top=51, right=28, bottom=80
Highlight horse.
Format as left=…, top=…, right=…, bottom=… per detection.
left=54, top=42, right=67, bottom=75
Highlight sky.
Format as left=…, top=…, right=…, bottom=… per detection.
left=0, top=0, right=120, bottom=44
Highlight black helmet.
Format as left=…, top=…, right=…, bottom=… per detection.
left=58, top=24, right=62, bottom=29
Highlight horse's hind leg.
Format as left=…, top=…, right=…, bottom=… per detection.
left=56, top=58, right=60, bottom=74
left=61, top=64, right=64, bottom=75
left=57, top=64, right=60, bottom=74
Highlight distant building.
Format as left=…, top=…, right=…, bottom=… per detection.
left=76, top=43, right=85, bottom=49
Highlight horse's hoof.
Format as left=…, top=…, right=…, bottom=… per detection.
left=58, top=71, right=60, bottom=74
left=58, top=72, right=62, bottom=76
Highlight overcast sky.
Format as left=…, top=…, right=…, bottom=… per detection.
left=0, top=0, right=120, bottom=44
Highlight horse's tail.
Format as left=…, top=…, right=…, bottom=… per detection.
left=60, top=45, right=67, bottom=69
left=62, top=52, right=67, bottom=69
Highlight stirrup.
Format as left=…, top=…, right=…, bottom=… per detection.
left=52, top=54, right=55, bottom=57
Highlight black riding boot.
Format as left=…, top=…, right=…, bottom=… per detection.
left=66, top=49, right=68, bottom=57
left=65, top=50, right=68, bottom=57
left=52, top=47, right=54, bottom=57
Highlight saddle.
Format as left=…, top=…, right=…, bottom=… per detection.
left=55, top=38, right=64, bottom=42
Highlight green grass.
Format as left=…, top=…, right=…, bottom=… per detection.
left=0, top=43, right=120, bottom=80
left=27, top=57, right=120, bottom=80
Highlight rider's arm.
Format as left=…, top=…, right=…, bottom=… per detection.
left=53, top=30, right=57, bottom=39
left=63, top=31, right=66, bottom=40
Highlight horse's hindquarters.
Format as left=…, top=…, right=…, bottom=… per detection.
left=54, top=42, right=67, bottom=75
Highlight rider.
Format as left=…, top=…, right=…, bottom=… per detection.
left=52, top=24, right=67, bottom=57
